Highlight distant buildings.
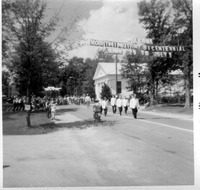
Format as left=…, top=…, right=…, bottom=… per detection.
left=93, top=62, right=185, bottom=100
left=93, top=62, right=132, bottom=100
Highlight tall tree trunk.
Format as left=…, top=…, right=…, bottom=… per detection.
left=26, top=83, right=31, bottom=127
left=155, top=79, right=159, bottom=101
left=149, top=80, right=155, bottom=106
left=184, top=70, right=191, bottom=108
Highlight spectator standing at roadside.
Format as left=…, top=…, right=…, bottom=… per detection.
left=85, top=94, right=91, bottom=109
left=98, top=98, right=103, bottom=114
left=116, top=95, right=123, bottom=115
left=21, top=96, right=26, bottom=111
left=111, top=95, right=117, bottom=114
left=122, top=96, right=129, bottom=115
left=18, top=97, right=24, bottom=111
left=45, top=99, right=51, bottom=118
left=101, top=97, right=108, bottom=116
left=12, top=97, right=17, bottom=112
left=50, top=99, right=57, bottom=121
left=130, top=94, right=140, bottom=119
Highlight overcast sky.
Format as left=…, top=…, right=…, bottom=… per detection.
left=45, top=0, right=147, bottom=59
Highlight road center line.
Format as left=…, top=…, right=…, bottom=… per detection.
left=122, top=115, right=193, bottom=133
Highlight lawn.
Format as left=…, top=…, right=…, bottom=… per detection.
left=2, top=108, right=111, bottom=136
left=3, top=111, right=58, bottom=136
left=144, top=103, right=193, bottom=115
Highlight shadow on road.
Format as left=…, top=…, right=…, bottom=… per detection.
left=3, top=165, right=10, bottom=169
left=56, top=108, right=78, bottom=113
left=39, top=119, right=118, bottom=131
left=3, top=109, right=118, bottom=135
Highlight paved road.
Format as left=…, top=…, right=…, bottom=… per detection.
left=3, top=104, right=194, bottom=187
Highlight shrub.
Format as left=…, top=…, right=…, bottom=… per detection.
left=100, top=83, right=112, bottom=100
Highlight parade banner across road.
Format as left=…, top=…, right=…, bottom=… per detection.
left=88, top=39, right=185, bottom=51
left=80, top=38, right=185, bottom=58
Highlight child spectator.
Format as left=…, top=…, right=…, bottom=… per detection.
left=50, top=99, right=57, bottom=121
left=101, top=97, right=108, bottom=116
left=45, top=99, right=51, bottom=118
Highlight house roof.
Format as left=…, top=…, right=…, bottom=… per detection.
left=98, top=62, right=123, bottom=75
left=93, top=62, right=124, bottom=80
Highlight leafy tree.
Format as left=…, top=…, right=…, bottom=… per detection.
left=137, top=0, right=180, bottom=105
left=10, top=41, right=60, bottom=96
left=68, top=57, right=86, bottom=95
left=83, top=58, right=98, bottom=98
left=121, top=50, right=147, bottom=94
left=2, top=0, right=13, bottom=62
left=59, top=56, right=92, bottom=96
left=2, top=0, right=63, bottom=126
left=2, top=70, right=10, bottom=96
left=59, top=63, right=79, bottom=96
left=171, top=0, right=192, bottom=108
left=100, top=83, right=112, bottom=100
left=95, top=49, right=115, bottom=62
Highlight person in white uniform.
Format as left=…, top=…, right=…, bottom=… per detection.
left=101, top=97, right=108, bottom=116
left=116, top=95, right=123, bottom=116
left=110, top=95, right=117, bottom=114
left=122, top=96, right=129, bottom=115
left=130, top=94, right=140, bottom=119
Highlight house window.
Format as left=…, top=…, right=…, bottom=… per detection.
left=117, top=81, right=121, bottom=94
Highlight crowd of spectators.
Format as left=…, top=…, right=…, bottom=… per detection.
left=9, top=94, right=93, bottom=112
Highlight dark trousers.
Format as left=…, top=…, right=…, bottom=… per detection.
left=103, top=108, right=108, bottom=116
left=100, top=106, right=103, bottom=114
left=124, top=106, right=128, bottom=114
left=131, top=108, right=138, bottom=119
left=118, top=107, right=122, bottom=115
left=112, top=105, right=116, bottom=113
left=47, top=108, right=51, bottom=118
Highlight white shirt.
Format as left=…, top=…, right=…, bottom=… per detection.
left=51, top=103, right=57, bottom=112
left=111, top=97, right=116, bottom=106
left=129, top=98, right=139, bottom=109
left=116, top=98, right=123, bottom=107
left=122, top=99, right=129, bottom=107
left=101, top=100, right=108, bottom=109
left=85, top=96, right=91, bottom=102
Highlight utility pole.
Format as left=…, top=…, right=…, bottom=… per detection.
left=108, top=52, right=121, bottom=95
left=115, top=53, right=118, bottom=95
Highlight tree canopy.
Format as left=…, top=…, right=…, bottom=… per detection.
left=135, top=0, right=193, bottom=107
left=2, top=0, right=67, bottom=126
left=101, top=83, right=112, bottom=100
left=2, top=0, right=62, bottom=97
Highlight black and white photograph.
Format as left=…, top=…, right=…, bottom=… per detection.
left=1, top=0, right=200, bottom=189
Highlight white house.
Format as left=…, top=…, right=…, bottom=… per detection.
left=93, top=62, right=185, bottom=100
left=93, top=62, right=132, bottom=100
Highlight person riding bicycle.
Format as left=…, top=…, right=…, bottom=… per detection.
left=93, top=100, right=101, bottom=122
